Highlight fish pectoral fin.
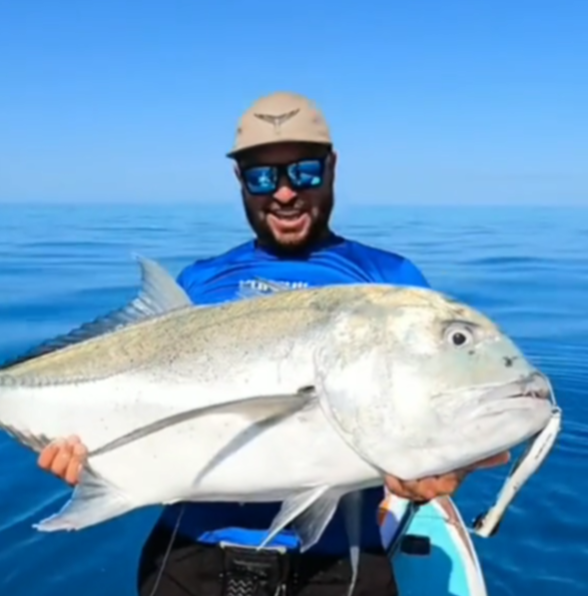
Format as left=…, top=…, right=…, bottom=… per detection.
left=90, top=387, right=317, bottom=458
left=341, top=491, right=363, bottom=596
left=0, top=255, right=192, bottom=373
left=193, top=389, right=318, bottom=486
left=258, top=486, right=341, bottom=552
left=33, top=467, right=133, bottom=532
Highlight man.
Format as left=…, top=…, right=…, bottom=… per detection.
left=38, top=92, right=508, bottom=596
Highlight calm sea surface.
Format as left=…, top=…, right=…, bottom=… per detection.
left=0, top=203, right=586, bottom=596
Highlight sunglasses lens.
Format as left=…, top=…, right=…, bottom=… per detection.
left=243, top=166, right=277, bottom=194
left=287, top=160, right=324, bottom=189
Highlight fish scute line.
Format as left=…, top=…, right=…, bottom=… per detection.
left=0, top=373, right=101, bottom=388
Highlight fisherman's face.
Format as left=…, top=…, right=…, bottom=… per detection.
left=234, top=142, right=336, bottom=253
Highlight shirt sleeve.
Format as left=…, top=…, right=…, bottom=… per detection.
left=378, top=256, right=431, bottom=289
left=176, top=265, right=190, bottom=289
left=397, top=258, right=431, bottom=288
left=176, top=261, right=204, bottom=300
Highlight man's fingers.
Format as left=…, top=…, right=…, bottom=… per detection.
left=385, top=476, right=421, bottom=500
left=384, top=453, right=511, bottom=504
left=36, top=436, right=87, bottom=486
left=63, top=442, right=88, bottom=485
left=51, top=444, right=73, bottom=477
left=483, top=451, right=511, bottom=467
left=385, top=465, right=483, bottom=503
left=465, top=451, right=511, bottom=472
left=384, top=476, right=410, bottom=498
left=64, top=458, right=82, bottom=485
left=72, top=441, right=88, bottom=460
left=385, top=475, right=449, bottom=502
left=37, top=441, right=60, bottom=469
left=414, top=476, right=460, bottom=501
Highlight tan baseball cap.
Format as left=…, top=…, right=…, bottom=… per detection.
left=227, top=91, right=332, bottom=158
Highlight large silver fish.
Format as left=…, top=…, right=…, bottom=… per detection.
left=0, top=257, right=557, bottom=566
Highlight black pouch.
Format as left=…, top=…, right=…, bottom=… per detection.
left=220, top=542, right=299, bottom=596
left=138, top=525, right=397, bottom=596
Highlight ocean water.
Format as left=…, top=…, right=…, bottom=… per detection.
left=0, top=203, right=586, bottom=596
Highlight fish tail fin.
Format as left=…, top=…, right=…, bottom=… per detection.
left=34, top=466, right=135, bottom=532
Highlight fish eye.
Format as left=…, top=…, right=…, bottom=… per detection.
left=444, top=322, right=475, bottom=347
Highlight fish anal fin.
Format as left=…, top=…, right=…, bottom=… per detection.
left=258, top=486, right=341, bottom=552
left=0, top=255, right=192, bottom=372
left=292, top=490, right=341, bottom=552
left=33, top=467, right=134, bottom=532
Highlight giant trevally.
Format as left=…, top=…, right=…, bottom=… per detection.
left=0, top=257, right=558, bottom=576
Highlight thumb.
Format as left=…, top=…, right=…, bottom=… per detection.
left=465, top=451, right=511, bottom=472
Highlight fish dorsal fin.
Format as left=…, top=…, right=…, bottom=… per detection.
left=0, top=255, right=193, bottom=370
left=128, top=254, right=193, bottom=315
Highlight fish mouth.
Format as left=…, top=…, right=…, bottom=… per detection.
left=519, top=372, right=554, bottom=401
left=438, top=372, right=556, bottom=423
left=457, top=371, right=557, bottom=425
left=482, top=371, right=554, bottom=403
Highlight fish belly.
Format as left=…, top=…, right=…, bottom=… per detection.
left=88, top=396, right=381, bottom=509
left=0, top=370, right=380, bottom=512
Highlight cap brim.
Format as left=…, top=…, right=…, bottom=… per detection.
left=226, top=138, right=332, bottom=159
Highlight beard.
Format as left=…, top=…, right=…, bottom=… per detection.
left=242, top=190, right=334, bottom=256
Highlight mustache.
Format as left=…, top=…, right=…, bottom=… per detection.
left=266, top=201, right=309, bottom=215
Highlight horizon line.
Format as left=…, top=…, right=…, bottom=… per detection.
left=0, top=200, right=585, bottom=208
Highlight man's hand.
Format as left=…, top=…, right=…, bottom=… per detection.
left=37, top=435, right=88, bottom=486
left=384, top=452, right=510, bottom=502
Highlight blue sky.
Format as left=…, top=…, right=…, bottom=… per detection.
left=0, top=0, right=586, bottom=205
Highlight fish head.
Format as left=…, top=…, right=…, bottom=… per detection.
left=318, top=286, right=557, bottom=480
